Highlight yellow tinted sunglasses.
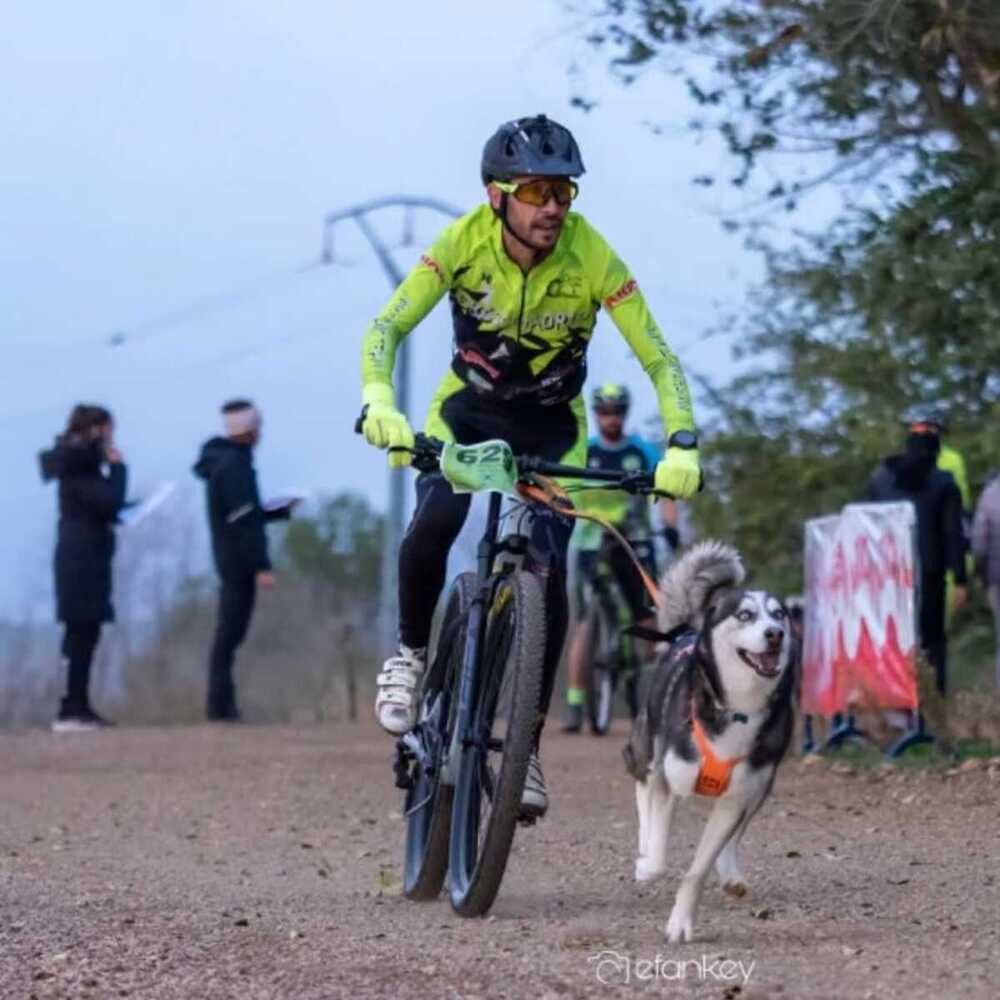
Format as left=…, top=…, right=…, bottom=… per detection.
left=493, top=178, right=579, bottom=207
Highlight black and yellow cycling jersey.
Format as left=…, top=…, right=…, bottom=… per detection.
left=361, top=204, right=695, bottom=442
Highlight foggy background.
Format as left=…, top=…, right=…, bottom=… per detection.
left=1, top=2, right=841, bottom=722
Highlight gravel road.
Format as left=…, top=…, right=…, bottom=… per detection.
left=2, top=722, right=999, bottom=999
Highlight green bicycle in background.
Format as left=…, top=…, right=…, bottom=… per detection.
left=574, top=526, right=654, bottom=735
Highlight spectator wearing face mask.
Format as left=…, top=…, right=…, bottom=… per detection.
left=864, top=414, right=967, bottom=695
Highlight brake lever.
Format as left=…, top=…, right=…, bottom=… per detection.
left=633, top=468, right=706, bottom=499
left=407, top=434, right=445, bottom=473
left=354, top=404, right=369, bottom=435
left=356, top=417, right=442, bottom=473
left=619, top=472, right=660, bottom=497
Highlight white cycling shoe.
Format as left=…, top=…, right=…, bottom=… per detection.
left=520, top=752, right=548, bottom=819
left=375, top=646, right=426, bottom=736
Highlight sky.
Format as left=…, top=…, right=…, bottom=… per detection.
left=1, top=1, right=795, bottom=620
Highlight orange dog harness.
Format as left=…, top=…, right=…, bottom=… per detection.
left=691, top=713, right=746, bottom=797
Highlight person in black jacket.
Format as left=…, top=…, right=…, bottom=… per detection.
left=193, top=400, right=291, bottom=721
left=39, top=404, right=127, bottom=731
left=864, top=424, right=968, bottom=694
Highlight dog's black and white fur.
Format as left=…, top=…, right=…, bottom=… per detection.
left=624, top=541, right=797, bottom=942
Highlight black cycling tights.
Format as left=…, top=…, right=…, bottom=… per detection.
left=398, top=472, right=573, bottom=738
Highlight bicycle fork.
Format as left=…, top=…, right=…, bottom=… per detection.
left=440, top=492, right=504, bottom=786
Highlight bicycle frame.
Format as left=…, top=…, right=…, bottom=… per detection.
left=440, top=491, right=501, bottom=786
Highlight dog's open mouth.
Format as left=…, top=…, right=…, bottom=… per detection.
left=738, top=649, right=782, bottom=678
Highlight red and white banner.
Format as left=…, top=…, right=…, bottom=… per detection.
left=802, top=502, right=918, bottom=714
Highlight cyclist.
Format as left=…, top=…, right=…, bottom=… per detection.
left=563, top=382, right=679, bottom=733
left=358, top=114, right=701, bottom=818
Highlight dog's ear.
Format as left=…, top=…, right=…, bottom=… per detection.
left=694, top=589, right=720, bottom=645
left=695, top=595, right=733, bottom=708
left=702, top=586, right=743, bottom=625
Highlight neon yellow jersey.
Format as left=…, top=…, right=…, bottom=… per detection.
left=938, top=444, right=971, bottom=511
left=361, top=205, right=695, bottom=433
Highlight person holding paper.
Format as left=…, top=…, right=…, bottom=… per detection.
left=193, top=400, right=294, bottom=721
left=39, top=404, right=127, bottom=731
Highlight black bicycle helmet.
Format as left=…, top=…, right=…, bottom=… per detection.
left=592, top=382, right=631, bottom=411
left=902, top=404, right=948, bottom=432
left=481, top=114, right=586, bottom=185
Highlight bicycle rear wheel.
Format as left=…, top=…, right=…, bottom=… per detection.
left=584, top=609, right=616, bottom=736
left=448, top=570, right=545, bottom=917
left=403, top=572, right=476, bottom=900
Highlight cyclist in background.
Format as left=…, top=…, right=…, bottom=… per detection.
left=562, top=383, right=679, bottom=733
left=358, top=114, right=701, bottom=818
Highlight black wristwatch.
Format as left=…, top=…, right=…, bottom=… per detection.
left=667, top=430, right=698, bottom=450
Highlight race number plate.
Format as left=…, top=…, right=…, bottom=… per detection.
left=440, top=440, right=519, bottom=495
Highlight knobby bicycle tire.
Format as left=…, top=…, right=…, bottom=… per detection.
left=584, top=604, right=617, bottom=736
left=448, top=570, right=545, bottom=917
left=403, top=572, right=476, bottom=900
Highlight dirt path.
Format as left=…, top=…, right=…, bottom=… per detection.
left=1, top=722, right=998, bottom=999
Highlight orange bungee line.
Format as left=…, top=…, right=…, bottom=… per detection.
left=514, top=475, right=663, bottom=610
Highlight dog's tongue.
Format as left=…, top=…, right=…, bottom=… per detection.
left=759, top=651, right=780, bottom=673
left=745, top=650, right=780, bottom=675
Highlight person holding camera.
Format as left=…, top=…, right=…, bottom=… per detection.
left=39, top=404, right=127, bottom=732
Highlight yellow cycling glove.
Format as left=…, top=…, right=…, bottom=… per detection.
left=361, top=384, right=414, bottom=469
left=655, top=447, right=701, bottom=500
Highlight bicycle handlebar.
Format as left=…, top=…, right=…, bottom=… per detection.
left=355, top=413, right=680, bottom=497
left=408, top=434, right=668, bottom=497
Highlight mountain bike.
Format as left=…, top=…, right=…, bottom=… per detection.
left=392, top=433, right=665, bottom=916
left=578, top=532, right=656, bottom=735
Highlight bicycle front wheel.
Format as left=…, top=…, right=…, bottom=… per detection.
left=448, top=570, right=545, bottom=917
left=584, top=608, right=615, bottom=736
left=403, top=572, right=476, bottom=900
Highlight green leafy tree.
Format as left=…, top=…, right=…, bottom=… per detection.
left=577, top=1, right=1000, bottom=594
left=581, top=1, right=1000, bottom=194
left=280, top=492, right=383, bottom=609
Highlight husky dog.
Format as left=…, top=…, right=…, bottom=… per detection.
left=623, top=541, right=796, bottom=943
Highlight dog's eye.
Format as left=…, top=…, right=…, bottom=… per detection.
left=772, top=608, right=786, bottom=620
left=736, top=610, right=753, bottom=622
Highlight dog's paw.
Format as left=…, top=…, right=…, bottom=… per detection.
left=635, top=857, right=667, bottom=883
left=665, top=906, right=694, bottom=943
left=723, top=879, right=750, bottom=899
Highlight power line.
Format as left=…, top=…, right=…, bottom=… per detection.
left=18, top=258, right=325, bottom=375
left=0, top=268, right=336, bottom=430
left=107, top=259, right=323, bottom=348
